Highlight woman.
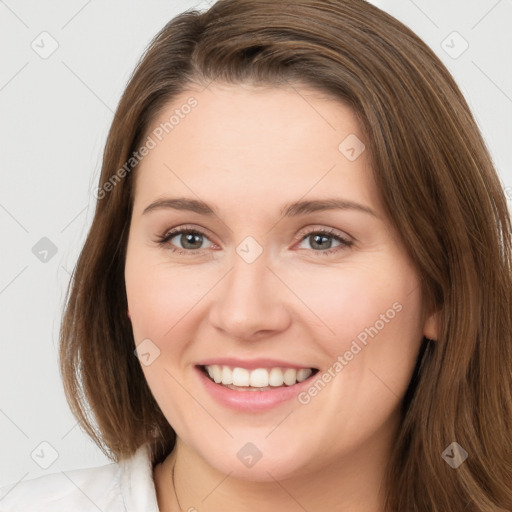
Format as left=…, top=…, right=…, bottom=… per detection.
left=1, top=0, right=511, bottom=510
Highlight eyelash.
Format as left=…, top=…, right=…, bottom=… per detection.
left=155, top=225, right=354, bottom=257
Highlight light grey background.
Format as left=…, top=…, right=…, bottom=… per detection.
left=1, top=0, right=511, bottom=490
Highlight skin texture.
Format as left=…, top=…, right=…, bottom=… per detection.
left=124, top=83, right=438, bottom=512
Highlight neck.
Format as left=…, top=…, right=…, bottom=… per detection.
left=154, top=430, right=392, bottom=512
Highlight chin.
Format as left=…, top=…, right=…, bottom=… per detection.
left=189, top=434, right=314, bottom=482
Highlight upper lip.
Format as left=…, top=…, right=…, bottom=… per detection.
left=196, top=358, right=317, bottom=370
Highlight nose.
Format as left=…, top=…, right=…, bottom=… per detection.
left=208, top=249, right=292, bottom=341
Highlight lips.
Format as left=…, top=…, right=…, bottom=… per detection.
left=195, top=359, right=319, bottom=411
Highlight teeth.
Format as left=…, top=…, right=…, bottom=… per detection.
left=283, top=368, right=296, bottom=386
left=268, top=368, right=284, bottom=387
left=204, top=365, right=313, bottom=388
left=297, top=368, right=312, bottom=382
left=232, top=367, right=249, bottom=387
left=211, top=365, right=222, bottom=384
left=249, top=368, right=268, bottom=388
left=221, top=366, right=233, bottom=385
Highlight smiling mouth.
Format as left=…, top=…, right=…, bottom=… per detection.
left=200, top=365, right=319, bottom=391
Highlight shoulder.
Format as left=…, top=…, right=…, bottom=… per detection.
left=0, top=444, right=159, bottom=512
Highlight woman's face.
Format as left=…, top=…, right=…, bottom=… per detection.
left=125, top=82, right=437, bottom=480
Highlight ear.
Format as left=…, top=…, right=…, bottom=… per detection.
left=423, top=308, right=439, bottom=341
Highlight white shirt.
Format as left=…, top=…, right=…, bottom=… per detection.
left=0, top=443, right=160, bottom=512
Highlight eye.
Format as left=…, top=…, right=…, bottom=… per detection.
left=295, top=227, right=353, bottom=256
left=155, top=225, right=353, bottom=257
left=156, top=225, right=214, bottom=255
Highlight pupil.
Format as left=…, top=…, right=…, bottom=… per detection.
left=183, top=233, right=202, bottom=249
left=312, top=234, right=331, bottom=250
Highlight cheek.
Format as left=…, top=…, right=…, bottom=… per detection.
left=125, top=251, right=203, bottom=344
left=325, top=274, right=422, bottom=390
left=288, top=264, right=424, bottom=453
left=288, top=260, right=424, bottom=356
left=291, top=259, right=425, bottom=426
left=125, top=251, right=205, bottom=433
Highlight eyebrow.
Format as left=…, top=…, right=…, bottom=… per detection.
left=142, top=197, right=377, bottom=218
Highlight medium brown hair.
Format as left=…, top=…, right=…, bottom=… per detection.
left=59, top=1, right=512, bottom=510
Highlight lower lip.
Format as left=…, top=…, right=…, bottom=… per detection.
left=196, top=367, right=315, bottom=412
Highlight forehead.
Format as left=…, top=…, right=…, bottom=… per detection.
left=132, top=83, right=380, bottom=216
